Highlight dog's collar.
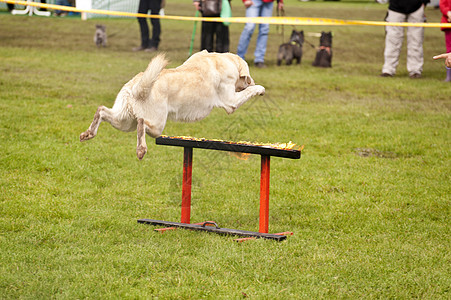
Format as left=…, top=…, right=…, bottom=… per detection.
left=320, top=46, right=331, bottom=54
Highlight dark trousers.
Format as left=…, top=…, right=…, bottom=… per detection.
left=201, top=21, right=229, bottom=53
left=137, top=0, right=161, bottom=49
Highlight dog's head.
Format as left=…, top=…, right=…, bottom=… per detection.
left=95, top=24, right=106, bottom=34
left=319, top=31, right=332, bottom=48
left=231, top=54, right=255, bottom=92
left=289, top=30, right=304, bottom=46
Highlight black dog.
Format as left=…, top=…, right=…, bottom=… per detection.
left=277, top=30, right=304, bottom=66
left=312, top=31, right=332, bottom=68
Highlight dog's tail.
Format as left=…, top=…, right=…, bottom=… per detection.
left=132, top=53, right=169, bottom=101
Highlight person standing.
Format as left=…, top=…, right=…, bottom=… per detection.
left=439, top=0, right=451, bottom=81
left=381, top=0, right=430, bottom=79
left=193, top=0, right=230, bottom=53
left=236, top=0, right=283, bottom=68
left=134, top=0, right=163, bottom=52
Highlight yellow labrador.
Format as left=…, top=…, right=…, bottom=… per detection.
left=80, top=50, right=265, bottom=160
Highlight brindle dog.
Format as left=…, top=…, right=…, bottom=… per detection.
left=277, top=30, right=304, bottom=66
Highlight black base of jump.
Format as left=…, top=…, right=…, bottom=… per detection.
left=137, top=219, right=288, bottom=241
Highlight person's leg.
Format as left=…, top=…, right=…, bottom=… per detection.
left=406, top=5, right=425, bottom=77
left=137, top=0, right=151, bottom=49
left=382, top=9, right=406, bottom=76
left=446, top=31, right=451, bottom=53
left=201, top=21, right=215, bottom=52
left=148, top=0, right=161, bottom=49
left=237, top=2, right=260, bottom=60
left=40, top=0, right=47, bottom=11
left=55, top=0, right=70, bottom=15
left=215, top=22, right=230, bottom=53
left=253, top=0, right=273, bottom=64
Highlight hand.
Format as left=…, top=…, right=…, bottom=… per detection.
left=193, top=1, right=200, bottom=10
left=433, top=53, right=451, bottom=68
left=447, top=11, right=451, bottom=22
left=278, top=2, right=284, bottom=10
left=243, top=0, right=253, bottom=8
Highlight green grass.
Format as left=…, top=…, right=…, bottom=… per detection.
left=0, top=2, right=450, bottom=298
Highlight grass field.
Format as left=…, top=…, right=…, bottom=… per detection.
left=1, top=1, right=450, bottom=298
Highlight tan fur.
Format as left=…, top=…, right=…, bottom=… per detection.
left=80, top=50, right=265, bottom=160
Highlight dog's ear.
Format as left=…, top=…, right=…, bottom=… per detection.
left=235, top=76, right=253, bottom=92
left=236, top=57, right=251, bottom=79
left=239, top=72, right=254, bottom=87
left=242, top=76, right=253, bottom=86
left=229, top=54, right=255, bottom=89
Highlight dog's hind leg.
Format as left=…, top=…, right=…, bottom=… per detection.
left=143, top=119, right=165, bottom=138
left=135, top=117, right=166, bottom=160
left=136, top=118, right=147, bottom=160
left=80, top=105, right=116, bottom=142
left=286, top=53, right=294, bottom=66
left=277, top=51, right=284, bottom=66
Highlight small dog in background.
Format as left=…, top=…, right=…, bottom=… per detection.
left=312, top=31, right=332, bottom=68
left=94, top=25, right=107, bottom=48
left=277, top=30, right=304, bottom=66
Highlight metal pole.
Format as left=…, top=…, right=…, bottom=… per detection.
left=181, top=147, right=193, bottom=224
left=259, top=155, right=270, bottom=233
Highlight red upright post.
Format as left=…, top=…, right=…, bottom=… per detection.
left=181, top=147, right=193, bottom=224
left=259, top=155, right=270, bottom=233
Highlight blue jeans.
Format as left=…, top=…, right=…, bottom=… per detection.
left=236, top=0, right=274, bottom=63
left=55, top=0, right=70, bottom=14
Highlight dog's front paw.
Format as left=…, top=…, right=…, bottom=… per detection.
left=80, top=130, right=94, bottom=142
left=255, top=85, right=265, bottom=96
left=136, top=145, right=147, bottom=160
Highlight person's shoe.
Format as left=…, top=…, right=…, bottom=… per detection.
left=144, top=47, right=158, bottom=52
left=254, top=62, right=266, bottom=68
left=132, top=46, right=146, bottom=52
left=380, top=72, right=393, bottom=77
left=409, top=73, right=422, bottom=79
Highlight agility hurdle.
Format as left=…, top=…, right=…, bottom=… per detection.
left=138, top=136, right=301, bottom=241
